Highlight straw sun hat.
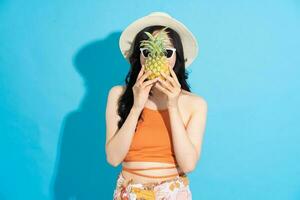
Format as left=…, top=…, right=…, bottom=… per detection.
left=119, top=11, right=199, bottom=68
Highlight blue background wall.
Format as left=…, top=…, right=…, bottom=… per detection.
left=1, top=0, right=299, bottom=199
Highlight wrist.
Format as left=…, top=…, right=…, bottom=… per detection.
left=131, top=105, right=143, bottom=114
left=168, top=104, right=179, bottom=111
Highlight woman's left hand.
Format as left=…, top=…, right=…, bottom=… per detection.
left=156, top=65, right=182, bottom=108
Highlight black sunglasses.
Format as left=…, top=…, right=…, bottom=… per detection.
left=140, top=47, right=176, bottom=58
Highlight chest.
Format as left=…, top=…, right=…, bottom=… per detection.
left=130, top=107, right=191, bottom=151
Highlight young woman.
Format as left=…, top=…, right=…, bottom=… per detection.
left=105, top=12, right=208, bottom=200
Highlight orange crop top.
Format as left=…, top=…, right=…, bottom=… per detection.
left=122, top=107, right=185, bottom=178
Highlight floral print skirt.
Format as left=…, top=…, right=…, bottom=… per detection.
left=113, top=171, right=192, bottom=200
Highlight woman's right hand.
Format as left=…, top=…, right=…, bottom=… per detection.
left=132, top=65, right=158, bottom=111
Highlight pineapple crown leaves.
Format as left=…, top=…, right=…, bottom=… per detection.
left=140, top=26, right=171, bottom=57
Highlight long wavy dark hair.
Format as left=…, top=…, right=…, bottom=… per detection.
left=117, top=25, right=191, bottom=129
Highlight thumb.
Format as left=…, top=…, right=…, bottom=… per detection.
left=145, top=83, right=153, bottom=91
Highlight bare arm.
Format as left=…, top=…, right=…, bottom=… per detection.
left=105, top=86, right=142, bottom=167
left=169, top=97, right=208, bottom=173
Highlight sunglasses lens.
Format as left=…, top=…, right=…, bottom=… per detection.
left=142, top=49, right=150, bottom=57
left=165, top=49, right=174, bottom=58
left=142, top=49, right=174, bottom=58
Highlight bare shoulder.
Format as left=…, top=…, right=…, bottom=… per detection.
left=108, top=85, right=126, bottom=99
left=181, top=89, right=208, bottom=113
left=106, top=85, right=127, bottom=115
left=105, top=85, right=127, bottom=128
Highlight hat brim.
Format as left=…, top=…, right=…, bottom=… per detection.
left=119, top=13, right=199, bottom=68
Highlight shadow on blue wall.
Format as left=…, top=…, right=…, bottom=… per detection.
left=50, top=31, right=130, bottom=199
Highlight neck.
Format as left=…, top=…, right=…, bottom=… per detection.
left=149, top=86, right=167, bottom=102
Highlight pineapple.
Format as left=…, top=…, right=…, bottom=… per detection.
left=140, top=26, right=172, bottom=81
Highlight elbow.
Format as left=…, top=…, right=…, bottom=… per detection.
left=106, top=155, right=121, bottom=167
left=181, top=161, right=196, bottom=173
left=183, top=165, right=195, bottom=173
left=105, top=145, right=121, bottom=167
left=181, top=151, right=202, bottom=173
